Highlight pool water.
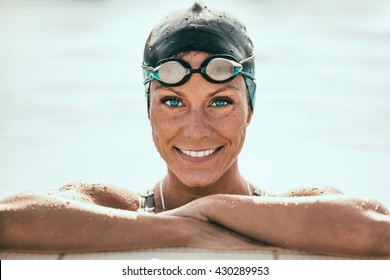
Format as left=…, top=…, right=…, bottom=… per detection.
left=0, top=0, right=389, bottom=208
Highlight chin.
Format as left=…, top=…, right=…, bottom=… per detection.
left=176, top=172, right=221, bottom=188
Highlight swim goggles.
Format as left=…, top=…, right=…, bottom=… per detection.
left=142, top=54, right=255, bottom=87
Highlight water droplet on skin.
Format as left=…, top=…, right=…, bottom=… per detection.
left=375, top=205, right=380, bottom=211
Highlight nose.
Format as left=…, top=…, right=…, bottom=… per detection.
left=182, top=107, right=212, bottom=140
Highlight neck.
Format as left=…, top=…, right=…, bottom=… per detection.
left=157, top=161, right=250, bottom=211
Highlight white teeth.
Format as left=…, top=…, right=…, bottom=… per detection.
left=179, top=148, right=217, bottom=158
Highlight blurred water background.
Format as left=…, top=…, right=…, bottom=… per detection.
left=0, top=0, right=389, bottom=208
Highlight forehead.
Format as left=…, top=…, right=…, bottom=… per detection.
left=172, top=51, right=211, bottom=68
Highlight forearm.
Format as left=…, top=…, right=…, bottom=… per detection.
left=202, top=195, right=390, bottom=256
left=0, top=194, right=186, bottom=252
left=0, top=192, right=260, bottom=252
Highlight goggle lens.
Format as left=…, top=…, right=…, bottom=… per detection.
left=154, top=61, right=188, bottom=84
left=205, top=58, right=242, bottom=81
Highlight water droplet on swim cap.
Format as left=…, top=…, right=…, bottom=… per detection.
left=143, top=0, right=254, bottom=66
left=142, top=0, right=256, bottom=110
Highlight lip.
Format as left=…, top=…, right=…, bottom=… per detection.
left=174, top=146, right=223, bottom=163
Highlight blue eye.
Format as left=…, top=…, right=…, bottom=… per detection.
left=214, top=100, right=227, bottom=107
left=161, top=97, right=183, bottom=107
left=212, top=98, right=233, bottom=107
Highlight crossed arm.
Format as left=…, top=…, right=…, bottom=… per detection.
left=162, top=194, right=390, bottom=256
left=1, top=183, right=389, bottom=256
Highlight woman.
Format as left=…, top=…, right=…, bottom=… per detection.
left=1, top=2, right=389, bottom=256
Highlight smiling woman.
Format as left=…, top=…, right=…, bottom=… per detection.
left=0, top=1, right=390, bottom=257
left=149, top=52, right=252, bottom=201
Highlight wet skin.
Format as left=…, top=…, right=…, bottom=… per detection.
left=149, top=52, right=253, bottom=210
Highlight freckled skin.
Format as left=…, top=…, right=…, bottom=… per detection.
left=148, top=52, right=252, bottom=209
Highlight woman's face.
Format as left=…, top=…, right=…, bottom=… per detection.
left=149, top=52, right=252, bottom=187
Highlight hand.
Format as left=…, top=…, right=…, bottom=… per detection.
left=158, top=196, right=211, bottom=222
left=158, top=196, right=269, bottom=249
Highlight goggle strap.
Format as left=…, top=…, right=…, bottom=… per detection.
left=238, top=54, right=255, bottom=64
left=144, top=77, right=154, bottom=85
left=241, top=71, right=255, bottom=80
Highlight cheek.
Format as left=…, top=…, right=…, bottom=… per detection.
left=149, top=103, right=163, bottom=150
left=213, top=108, right=248, bottom=143
left=149, top=107, right=178, bottom=154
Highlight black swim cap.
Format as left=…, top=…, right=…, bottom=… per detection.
left=143, top=1, right=256, bottom=110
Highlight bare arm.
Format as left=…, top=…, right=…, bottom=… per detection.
left=0, top=189, right=261, bottom=252
left=163, top=194, right=390, bottom=256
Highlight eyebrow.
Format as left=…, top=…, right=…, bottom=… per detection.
left=207, top=85, right=241, bottom=97
left=154, top=85, right=185, bottom=97
left=154, top=84, right=240, bottom=97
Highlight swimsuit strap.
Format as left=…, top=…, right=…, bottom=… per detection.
left=246, top=180, right=251, bottom=195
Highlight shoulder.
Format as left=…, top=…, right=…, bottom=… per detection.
left=59, top=182, right=143, bottom=211
left=276, top=186, right=343, bottom=197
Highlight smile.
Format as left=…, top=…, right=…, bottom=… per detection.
left=178, top=148, right=220, bottom=158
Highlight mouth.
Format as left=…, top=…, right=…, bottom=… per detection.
left=174, top=146, right=223, bottom=160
